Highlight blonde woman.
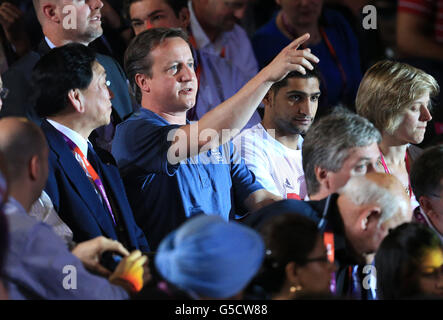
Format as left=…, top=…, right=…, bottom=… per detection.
left=356, top=60, right=439, bottom=211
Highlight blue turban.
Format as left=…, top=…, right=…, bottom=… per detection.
left=155, top=215, right=265, bottom=299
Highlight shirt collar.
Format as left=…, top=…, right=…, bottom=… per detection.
left=188, top=0, right=210, bottom=49
left=256, top=122, right=304, bottom=150
left=47, top=119, right=90, bottom=156
left=45, top=36, right=57, bottom=49
left=3, top=197, right=28, bottom=217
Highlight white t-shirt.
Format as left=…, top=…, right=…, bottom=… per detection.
left=233, top=123, right=307, bottom=199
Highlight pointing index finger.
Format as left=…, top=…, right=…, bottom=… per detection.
left=288, top=33, right=310, bottom=50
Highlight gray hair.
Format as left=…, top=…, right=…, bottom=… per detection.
left=302, top=109, right=381, bottom=196
left=339, top=175, right=410, bottom=227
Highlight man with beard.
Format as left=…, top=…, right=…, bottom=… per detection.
left=233, top=68, right=321, bottom=200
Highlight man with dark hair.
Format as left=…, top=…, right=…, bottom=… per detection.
left=32, top=43, right=149, bottom=252
left=302, top=109, right=381, bottom=200
left=112, top=28, right=319, bottom=249
left=410, top=145, right=443, bottom=243
left=0, top=117, right=148, bottom=299
left=1, top=0, right=134, bottom=151
left=124, top=0, right=189, bottom=35
left=124, top=0, right=260, bottom=126
left=233, top=68, right=321, bottom=199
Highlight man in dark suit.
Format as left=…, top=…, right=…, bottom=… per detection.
left=32, top=42, right=149, bottom=252
left=1, top=0, right=134, bottom=150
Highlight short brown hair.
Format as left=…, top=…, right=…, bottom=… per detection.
left=124, top=27, right=190, bottom=104
left=356, top=60, right=439, bottom=134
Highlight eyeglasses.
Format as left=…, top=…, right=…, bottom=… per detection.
left=0, top=87, right=9, bottom=99
left=420, top=264, right=443, bottom=279
left=304, top=255, right=330, bottom=264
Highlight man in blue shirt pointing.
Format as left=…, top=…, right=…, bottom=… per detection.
left=112, top=28, right=319, bottom=249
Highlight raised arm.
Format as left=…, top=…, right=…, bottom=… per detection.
left=169, top=33, right=319, bottom=164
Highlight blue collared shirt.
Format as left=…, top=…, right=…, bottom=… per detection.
left=112, top=108, right=263, bottom=249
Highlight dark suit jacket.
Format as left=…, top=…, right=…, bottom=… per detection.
left=1, top=39, right=134, bottom=123
left=42, top=120, right=149, bottom=252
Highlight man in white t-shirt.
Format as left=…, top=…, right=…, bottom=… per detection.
left=233, top=68, right=321, bottom=200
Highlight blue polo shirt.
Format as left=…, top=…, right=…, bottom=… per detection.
left=112, top=108, right=263, bottom=249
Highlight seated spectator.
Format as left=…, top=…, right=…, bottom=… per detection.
left=233, top=67, right=321, bottom=199
left=0, top=117, right=148, bottom=299
left=410, top=145, right=443, bottom=243
left=250, top=213, right=336, bottom=299
left=375, top=223, right=443, bottom=299
left=31, top=44, right=149, bottom=252
left=244, top=172, right=411, bottom=299
left=302, top=109, right=381, bottom=200
left=252, top=0, right=362, bottom=112
left=356, top=60, right=440, bottom=211
left=124, top=0, right=260, bottom=127
left=155, top=215, right=264, bottom=299
left=189, top=0, right=258, bottom=80
left=1, top=0, right=134, bottom=152
left=112, top=28, right=318, bottom=249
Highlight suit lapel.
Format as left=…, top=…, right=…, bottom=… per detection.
left=42, top=121, right=117, bottom=237
left=95, top=156, right=132, bottom=236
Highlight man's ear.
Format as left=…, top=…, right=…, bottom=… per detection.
left=135, top=73, right=151, bottom=94
left=29, top=155, right=40, bottom=181
left=42, top=3, right=60, bottom=23
left=285, top=261, right=300, bottom=285
left=360, top=206, right=382, bottom=231
left=263, top=91, right=274, bottom=108
left=419, top=196, right=433, bottom=215
left=314, top=166, right=330, bottom=191
left=178, top=8, right=191, bottom=29
left=67, top=89, right=85, bottom=113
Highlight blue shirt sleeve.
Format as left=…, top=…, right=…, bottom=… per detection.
left=112, top=114, right=182, bottom=176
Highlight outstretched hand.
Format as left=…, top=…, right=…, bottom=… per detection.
left=262, top=33, right=319, bottom=83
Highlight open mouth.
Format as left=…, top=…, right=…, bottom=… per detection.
left=179, top=88, right=194, bottom=95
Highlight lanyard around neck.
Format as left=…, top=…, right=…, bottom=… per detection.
left=379, top=150, right=413, bottom=199
left=280, top=12, right=348, bottom=96
left=62, top=134, right=117, bottom=225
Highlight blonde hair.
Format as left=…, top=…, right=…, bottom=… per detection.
left=356, top=60, right=439, bottom=134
